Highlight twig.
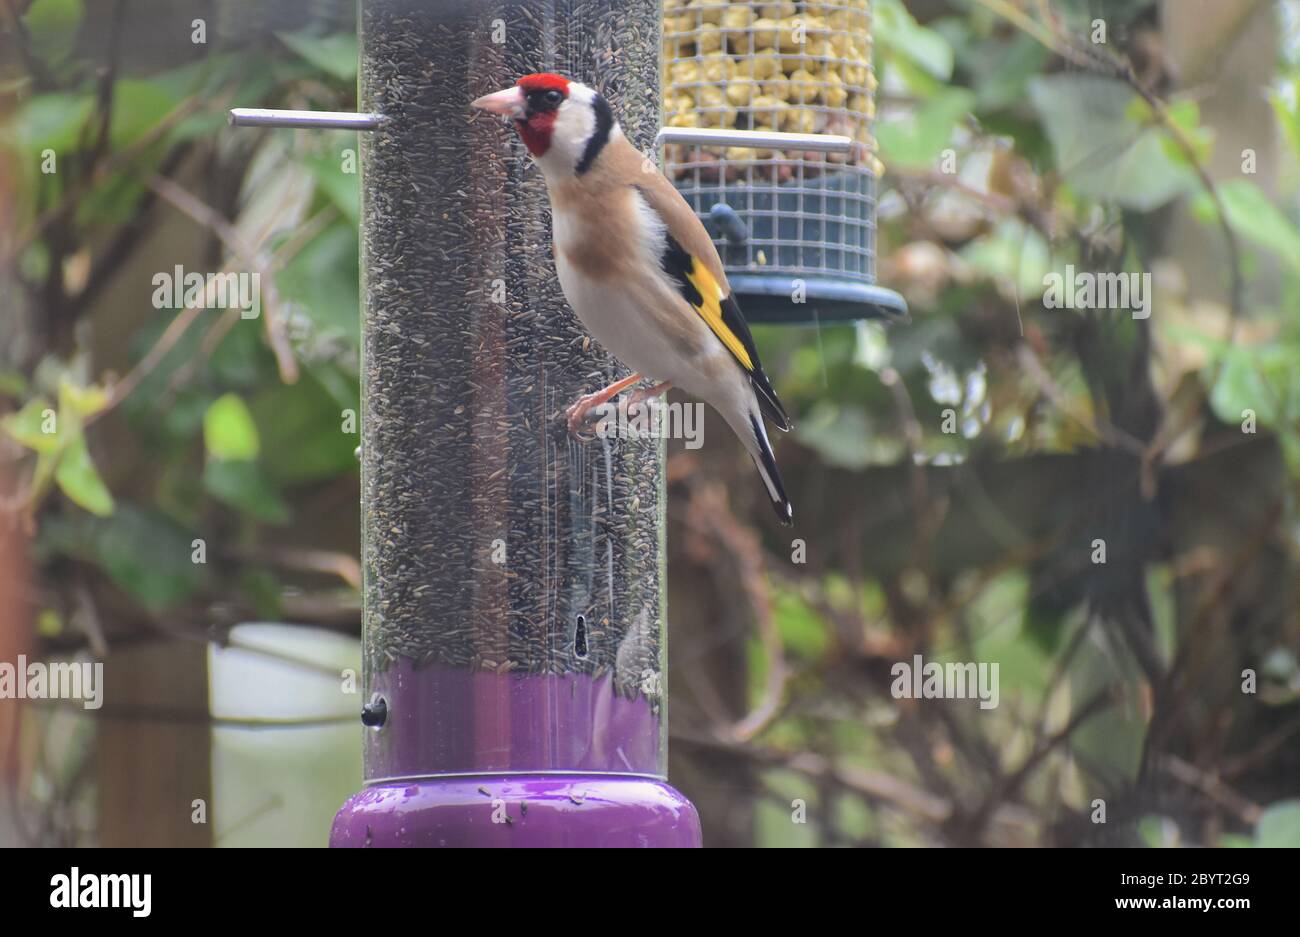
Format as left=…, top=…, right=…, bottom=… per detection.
left=1016, top=343, right=1145, bottom=454
left=1162, top=755, right=1261, bottom=825
left=1223, top=713, right=1300, bottom=779
left=35, top=702, right=356, bottom=730
left=235, top=545, right=363, bottom=590
left=681, top=482, right=789, bottom=742
left=90, top=305, right=203, bottom=422
left=87, top=205, right=335, bottom=428
left=966, top=685, right=1115, bottom=837
left=146, top=175, right=298, bottom=384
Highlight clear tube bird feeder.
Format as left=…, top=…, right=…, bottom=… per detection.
left=662, top=0, right=907, bottom=323
left=316, top=0, right=700, bottom=848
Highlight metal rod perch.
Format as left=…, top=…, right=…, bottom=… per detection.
left=228, top=107, right=385, bottom=130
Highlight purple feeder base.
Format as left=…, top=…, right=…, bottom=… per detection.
left=331, top=776, right=701, bottom=848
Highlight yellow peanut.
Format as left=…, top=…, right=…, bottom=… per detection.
left=668, top=60, right=699, bottom=85
left=788, top=68, right=820, bottom=104
left=781, top=108, right=817, bottom=134
left=696, top=85, right=737, bottom=126
left=816, top=70, right=845, bottom=107
left=721, top=4, right=754, bottom=31
left=700, top=51, right=737, bottom=83
left=762, top=74, right=790, bottom=100
left=685, top=0, right=724, bottom=25
left=725, top=78, right=758, bottom=108
left=750, top=18, right=779, bottom=48
left=749, top=48, right=783, bottom=79
left=748, top=94, right=788, bottom=127
left=696, top=23, right=724, bottom=53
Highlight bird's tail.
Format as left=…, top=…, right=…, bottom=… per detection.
left=745, top=411, right=793, bottom=526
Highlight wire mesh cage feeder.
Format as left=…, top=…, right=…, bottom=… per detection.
left=661, top=0, right=907, bottom=323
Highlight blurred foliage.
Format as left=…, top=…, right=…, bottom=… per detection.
left=3, top=0, right=361, bottom=625
left=687, top=0, right=1300, bottom=847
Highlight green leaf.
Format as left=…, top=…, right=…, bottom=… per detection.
left=0, top=398, right=60, bottom=453
left=249, top=371, right=359, bottom=485
left=875, top=88, right=975, bottom=170
left=1209, top=343, right=1300, bottom=431
left=967, top=571, right=1052, bottom=696
left=1210, top=350, right=1273, bottom=424
left=305, top=149, right=360, bottom=224
left=160, top=389, right=215, bottom=445
left=274, top=224, right=360, bottom=349
left=29, top=450, right=60, bottom=508
left=1256, top=801, right=1300, bottom=847
left=1270, top=79, right=1300, bottom=159
left=109, top=79, right=183, bottom=150
left=36, top=608, right=63, bottom=638
left=276, top=31, right=358, bottom=82
left=967, top=33, right=1049, bottom=113
left=1217, top=834, right=1255, bottom=848
left=795, top=402, right=903, bottom=469
left=8, top=93, right=93, bottom=153
left=1028, top=74, right=1197, bottom=211
left=0, top=369, right=27, bottom=398
left=959, top=217, right=1053, bottom=298
left=773, top=587, right=829, bottom=660
left=89, top=507, right=205, bottom=611
left=1214, top=179, right=1300, bottom=274
left=204, top=393, right=260, bottom=461
left=73, top=172, right=148, bottom=227
left=58, top=377, right=108, bottom=419
left=23, top=0, right=83, bottom=65
left=1145, top=100, right=1213, bottom=166
left=1138, top=815, right=1180, bottom=848
left=208, top=317, right=266, bottom=389
left=240, top=567, right=284, bottom=621
left=203, top=459, right=289, bottom=524
left=874, top=0, right=953, bottom=81
left=54, top=434, right=115, bottom=516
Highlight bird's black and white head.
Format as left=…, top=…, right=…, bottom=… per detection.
left=471, top=73, right=617, bottom=179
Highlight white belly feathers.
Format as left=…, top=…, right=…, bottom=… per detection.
left=551, top=188, right=719, bottom=388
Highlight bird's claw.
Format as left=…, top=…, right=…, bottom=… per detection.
left=566, top=393, right=607, bottom=440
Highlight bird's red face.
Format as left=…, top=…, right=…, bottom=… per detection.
left=471, top=73, right=572, bottom=157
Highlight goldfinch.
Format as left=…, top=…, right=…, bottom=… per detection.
left=472, top=73, right=794, bottom=525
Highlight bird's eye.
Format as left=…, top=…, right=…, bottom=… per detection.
left=544, top=89, right=564, bottom=106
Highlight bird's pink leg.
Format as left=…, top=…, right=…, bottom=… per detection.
left=566, top=372, right=642, bottom=438
left=623, top=381, right=672, bottom=411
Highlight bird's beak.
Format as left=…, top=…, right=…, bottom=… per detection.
left=471, top=86, right=525, bottom=119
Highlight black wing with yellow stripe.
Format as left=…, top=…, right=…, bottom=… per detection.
left=660, top=233, right=791, bottom=432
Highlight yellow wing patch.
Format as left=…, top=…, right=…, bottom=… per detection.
left=683, top=257, right=754, bottom=372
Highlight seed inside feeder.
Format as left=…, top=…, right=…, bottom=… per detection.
left=358, top=0, right=666, bottom=782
